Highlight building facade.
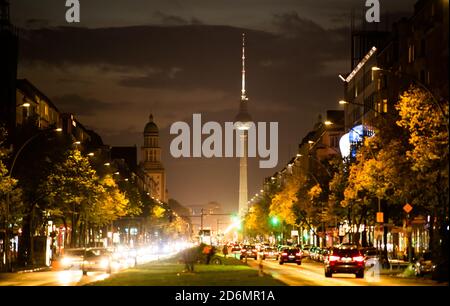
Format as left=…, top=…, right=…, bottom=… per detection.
left=139, top=114, right=167, bottom=203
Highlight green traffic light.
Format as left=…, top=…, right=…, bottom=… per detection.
left=271, top=216, right=279, bottom=225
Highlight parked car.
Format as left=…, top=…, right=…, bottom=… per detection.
left=279, top=247, right=302, bottom=265
left=319, top=248, right=331, bottom=263
left=310, top=247, right=322, bottom=261
left=261, top=247, right=278, bottom=260
left=301, top=245, right=312, bottom=258
left=59, top=248, right=85, bottom=270
left=324, top=245, right=365, bottom=278
left=240, top=245, right=258, bottom=260
left=81, top=248, right=113, bottom=275
left=362, top=247, right=380, bottom=267
left=413, top=252, right=436, bottom=277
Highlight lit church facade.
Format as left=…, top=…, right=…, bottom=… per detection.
left=138, top=114, right=167, bottom=203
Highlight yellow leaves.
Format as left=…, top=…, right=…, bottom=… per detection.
left=308, top=184, right=322, bottom=201
left=396, top=86, right=449, bottom=174
left=152, top=205, right=166, bottom=218
left=269, top=177, right=298, bottom=226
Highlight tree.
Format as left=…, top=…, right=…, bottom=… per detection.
left=396, top=86, right=449, bottom=280
left=269, top=176, right=298, bottom=227
left=0, top=127, right=23, bottom=244
left=41, top=149, right=100, bottom=247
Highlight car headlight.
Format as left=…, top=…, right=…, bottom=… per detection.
left=100, top=259, right=109, bottom=268
left=61, top=257, right=72, bottom=266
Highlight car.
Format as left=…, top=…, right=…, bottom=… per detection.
left=413, top=251, right=436, bottom=277
left=240, top=245, right=258, bottom=260
left=81, top=248, right=114, bottom=275
left=310, top=247, right=322, bottom=261
left=301, top=245, right=312, bottom=258
left=319, top=248, right=331, bottom=263
left=362, top=247, right=380, bottom=267
left=231, top=245, right=241, bottom=253
left=279, top=247, right=302, bottom=265
left=324, top=245, right=365, bottom=278
left=59, top=248, right=85, bottom=270
left=261, top=247, right=278, bottom=260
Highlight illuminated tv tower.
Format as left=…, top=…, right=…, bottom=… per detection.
left=234, top=33, right=253, bottom=217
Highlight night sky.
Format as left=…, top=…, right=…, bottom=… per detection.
left=11, top=0, right=416, bottom=212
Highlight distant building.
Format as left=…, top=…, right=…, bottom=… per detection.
left=138, top=114, right=167, bottom=203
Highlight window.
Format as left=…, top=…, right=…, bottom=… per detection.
left=408, top=44, right=415, bottom=63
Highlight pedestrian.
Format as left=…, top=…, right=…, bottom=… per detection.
left=206, top=246, right=216, bottom=264
left=258, top=253, right=264, bottom=277
left=181, top=247, right=196, bottom=273
left=222, top=245, right=229, bottom=258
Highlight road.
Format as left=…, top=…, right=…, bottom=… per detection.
left=0, top=269, right=110, bottom=286
left=0, top=252, right=176, bottom=286
left=247, top=257, right=445, bottom=286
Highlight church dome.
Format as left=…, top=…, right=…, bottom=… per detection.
left=144, top=114, right=159, bottom=134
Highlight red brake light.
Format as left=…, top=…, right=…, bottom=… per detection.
left=329, top=255, right=340, bottom=262
left=281, top=252, right=288, bottom=256
left=296, top=252, right=301, bottom=256
left=353, top=256, right=364, bottom=262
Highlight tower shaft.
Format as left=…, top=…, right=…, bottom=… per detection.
left=238, top=133, right=248, bottom=217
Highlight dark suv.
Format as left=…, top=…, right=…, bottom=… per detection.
left=324, top=246, right=364, bottom=278
left=279, top=247, right=302, bottom=265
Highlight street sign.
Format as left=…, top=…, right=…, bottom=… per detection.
left=403, top=203, right=413, bottom=214
left=291, top=230, right=299, bottom=236
left=376, top=212, right=384, bottom=223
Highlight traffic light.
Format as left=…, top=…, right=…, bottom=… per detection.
left=271, top=216, right=279, bottom=226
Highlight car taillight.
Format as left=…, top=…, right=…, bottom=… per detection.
left=353, top=256, right=364, bottom=262
left=296, top=252, right=301, bottom=256
left=281, top=252, right=288, bottom=256
left=329, top=255, right=340, bottom=262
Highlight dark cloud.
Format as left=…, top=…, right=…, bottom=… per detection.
left=25, top=18, right=51, bottom=29
left=153, top=11, right=203, bottom=26
left=52, top=94, right=125, bottom=116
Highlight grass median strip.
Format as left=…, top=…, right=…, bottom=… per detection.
left=88, top=257, right=286, bottom=286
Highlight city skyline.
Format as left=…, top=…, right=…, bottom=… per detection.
left=10, top=0, right=418, bottom=212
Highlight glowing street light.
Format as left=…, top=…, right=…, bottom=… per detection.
left=55, top=128, right=63, bottom=132
left=339, top=100, right=348, bottom=105
left=324, top=120, right=334, bottom=126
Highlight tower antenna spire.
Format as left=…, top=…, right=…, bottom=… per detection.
left=241, top=33, right=247, bottom=101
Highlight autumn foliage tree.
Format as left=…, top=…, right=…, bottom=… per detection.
left=396, top=87, right=449, bottom=279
